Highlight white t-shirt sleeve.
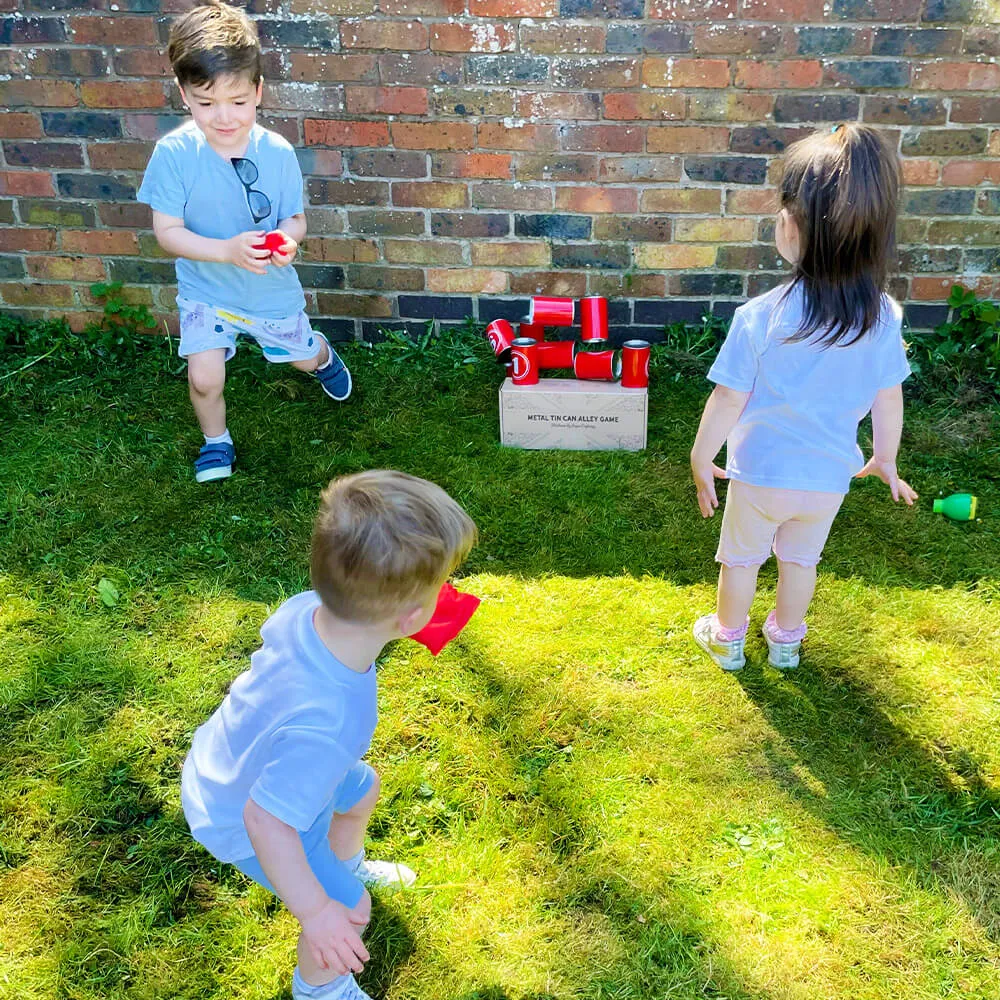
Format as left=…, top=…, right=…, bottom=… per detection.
left=137, top=140, right=187, bottom=218
left=875, top=315, right=912, bottom=390
left=249, top=727, right=356, bottom=832
left=707, top=311, right=759, bottom=392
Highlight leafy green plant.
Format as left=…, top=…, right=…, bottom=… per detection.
left=84, top=281, right=159, bottom=362
left=910, top=284, right=1000, bottom=381
left=367, top=317, right=486, bottom=372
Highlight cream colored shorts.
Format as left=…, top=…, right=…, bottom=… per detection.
left=717, top=480, right=844, bottom=569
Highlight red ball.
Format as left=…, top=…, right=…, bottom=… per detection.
left=256, top=231, right=286, bottom=254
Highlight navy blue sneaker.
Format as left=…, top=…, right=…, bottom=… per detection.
left=194, top=441, right=235, bottom=483
left=315, top=347, right=352, bottom=402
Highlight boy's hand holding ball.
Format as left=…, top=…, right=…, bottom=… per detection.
left=256, top=229, right=298, bottom=266
left=226, top=230, right=272, bottom=275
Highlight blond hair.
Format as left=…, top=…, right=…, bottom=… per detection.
left=168, top=0, right=261, bottom=89
left=311, top=470, right=477, bottom=623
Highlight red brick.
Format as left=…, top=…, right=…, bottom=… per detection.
left=901, top=159, right=940, bottom=185
left=554, top=187, right=638, bottom=213
left=430, top=87, right=515, bottom=118
left=392, top=181, right=468, bottom=208
left=940, top=159, right=1000, bottom=185
left=290, top=54, right=379, bottom=83
left=305, top=238, right=380, bottom=263
left=726, top=188, right=778, bottom=214
left=432, top=153, right=513, bottom=179
left=62, top=230, right=140, bottom=255
left=649, top=0, right=735, bottom=19
left=560, top=125, right=643, bottom=153
left=688, top=93, right=775, bottom=121
left=297, top=150, right=343, bottom=176
left=427, top=268, right=507, bottom=293
left=517, top=92, right=601, bottom=121
left=381, top=0, right=463, bottom=10
left=379, top=53, right=464, bottom=85
left=114, top=49, right=173, bottom=78
left=25, top=48, right=109, bottom=78
left=914, top=62, right=1000, bottom=91
left=0, top=227, right=57, bottom=252
left=86, top=142, right=153, bottom=171
left=741, top=0, right=825, bottom=19
left=519, top=23, right=606, bottom=53
left=1, top=283, right=74, bottom=307
left=647, top=126, right=729, bottom=154
left=735, top=60, right=822, bottom=89
left=0, top=81, right=77, bottom=108
left=478, top=122, right=558, bottom=150
left=27, top=255, right=106, bottom=281
left=341, top=19, right=428, bottom=50
left=384, top=239, right=464, bottom=265
left=0, top=113, right=43, bottom=139
left=304, top=119, right=390, bottom=148
left=81, top=82, right=166, bottom=109
left=470, top=0, right=557, bottom=12
left=431, top=23, right=516, bottom=52
left=949, top=97, right=1000, bottom=123
left=0, top=171, right=55, bottom=197
left=291, top=0, right=377, bottom=12
left=509, top=271, right=586, bottom=296
left=603, top=92, right=686, bottom=121
left=345, top=87, right=428, bottom=116
left=640, top=188, right=722, bottom=213
left=71, top=16, right=156, bottom=45
left=599, top=156, right=682, bottom=182
left=98, top=202, right=152, bottom=229
left=553, top=58, right=641, bottom=90
left=391, top=122, right=475, bottom=150
left=643, top=59, right=730, bottom=89
left=471, top=241, right=550, bottom=267
left=515, top=154, right=597, bottom=182
left=693, top=24, right=781, bottom=54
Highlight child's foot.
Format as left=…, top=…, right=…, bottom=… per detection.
left=356, top=858, right=417, bottom=889
left=762, top=611, right=806, bottom=670
left=692, top=614, right=746, bottom=672
left=194, top=441, right=235, bottom=483
left=292, top=971, right=371, bottom=1000
left=315, top=348, right=352, bottom=401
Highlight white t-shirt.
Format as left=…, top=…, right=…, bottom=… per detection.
left=181, top=591, right=378, bottom=863
left=707, top=282, right=911, bottom=494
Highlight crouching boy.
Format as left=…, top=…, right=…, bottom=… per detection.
left=181, top=470, right=477, bottom=999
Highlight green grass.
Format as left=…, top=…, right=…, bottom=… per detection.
left=1, top=328, right=999, bottom=1000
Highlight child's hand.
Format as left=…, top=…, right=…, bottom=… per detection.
left=299, top=898, right=370, bottom=976
left=268, top=230, right=298, bottom=266
left=855, top=458, right=918, bottom=505
left=225, top=231, right=271, bottom=275
left=692, top=460, right=728, bottom=518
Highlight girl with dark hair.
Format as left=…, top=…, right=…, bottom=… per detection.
left=689, top=123, right=918, bottom=673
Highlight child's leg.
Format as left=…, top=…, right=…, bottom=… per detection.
left=187, top=348, right=228, bottom=437
left=717, top=564, right=760, bottom=631
left=291, top=336, right=330, bottom=374
left=328, top=772, right=379, bottom=861
left=774, top=560, right=817, bottom=631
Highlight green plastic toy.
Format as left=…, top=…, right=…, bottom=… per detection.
left=932, top=493, right=978, bottom=521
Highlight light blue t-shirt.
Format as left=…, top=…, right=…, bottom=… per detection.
left=181, top=591, right=378, bottom=864
left=137, top=121, right=306, bottom=319
left=708, top=282, right=911, bottom=494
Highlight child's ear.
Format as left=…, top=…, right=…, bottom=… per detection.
left=255, top=78, right=263, bottom=105
left=397, top=602, right=429, bottom=637
left=177, top=80, right=189, bottom=109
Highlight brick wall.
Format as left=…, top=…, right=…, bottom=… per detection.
left=1, top=1, right=999, bottom=341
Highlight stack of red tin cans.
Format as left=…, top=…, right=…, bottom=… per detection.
left=485, top=296, right=650, bottom=389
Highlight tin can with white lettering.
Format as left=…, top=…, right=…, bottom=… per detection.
left=511, top=337, right=539, bottom=385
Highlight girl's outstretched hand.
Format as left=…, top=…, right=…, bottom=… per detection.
left=855, top=458, right=918, bottom=505
left=692, top=461, right=728, bottom=518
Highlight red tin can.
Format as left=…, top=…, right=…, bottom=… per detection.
left=621, top=339, right=651, bottom=388
left=485, top=319, right=515, bottom=363
left=529, top=296, right=574, bottom=327
left=573, top=349, right=620, bottom=381
left=536, top=340, right=576, bottom=370
left=511, top=337, right=539, bottom=385
left=580, top=296, right=608, bottom=343
left=519, top=316, right=546, bottom=341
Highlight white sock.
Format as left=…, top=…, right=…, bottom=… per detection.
left=344, top=849, right=365, bottom=874
left=293, top=968, right=350, bottom=998
left=204, top=429, right=232, bottom=446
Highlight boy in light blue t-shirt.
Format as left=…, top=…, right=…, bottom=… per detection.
left=182, top=470, right=477, bottom=1000
left=137, top=1, right=351, bottom=484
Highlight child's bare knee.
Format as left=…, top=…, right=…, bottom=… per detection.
left=189, top=363, right=225, bottom=397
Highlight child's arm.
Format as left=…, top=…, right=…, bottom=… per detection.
left=269, top=212, right=306, bottom=268
left=243, top=798, right=370, bottom=975
left=151, top=210, right=271, bottom=275
left=690, top=385, right=751, bottom=518
left=855, top=384, right=918, bottom=504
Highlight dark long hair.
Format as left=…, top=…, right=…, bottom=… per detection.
left=780, top=124, right=900, bottom=346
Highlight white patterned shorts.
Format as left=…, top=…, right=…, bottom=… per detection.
left=177, top=297, right=324, bottom=364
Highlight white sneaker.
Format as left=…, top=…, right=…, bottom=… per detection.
left=692, top=615, right=746, bottom=672
left=356, top=859, right=417, bottom=889
left=293, top=973, right=372, bottom=1000
left=762, top=616, right=803, bottom=670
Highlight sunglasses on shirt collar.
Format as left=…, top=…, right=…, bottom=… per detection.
left=230, top=157, right=272, bottom=224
